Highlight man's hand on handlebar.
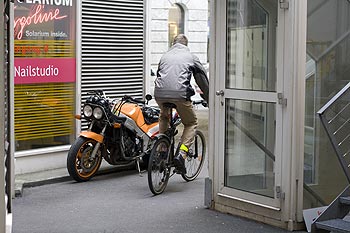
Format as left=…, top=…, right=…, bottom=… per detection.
left=192, top=99, right=208, bottom=108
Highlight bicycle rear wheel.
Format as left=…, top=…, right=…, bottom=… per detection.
left=181, top=130, right=206, bottom=182
left=148, top=137, right=171, bottom=195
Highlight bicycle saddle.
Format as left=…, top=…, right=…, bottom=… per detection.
left=163, top=103, right=177, bottom=109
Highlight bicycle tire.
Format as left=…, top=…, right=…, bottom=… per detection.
left=148, top=137, right=171, bottom=195
left=181, top=130, right=206, bottom=182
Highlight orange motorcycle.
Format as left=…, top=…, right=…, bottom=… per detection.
left=67, top=90, right=160, bottom=182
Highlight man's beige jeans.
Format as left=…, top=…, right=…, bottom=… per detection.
left=156, top=99, right=198, bottom=149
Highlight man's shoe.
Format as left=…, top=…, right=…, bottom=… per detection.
left=174, top=152, right=186, bottom=174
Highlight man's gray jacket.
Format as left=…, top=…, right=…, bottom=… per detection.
left=154, top=43, right=209, bottom=103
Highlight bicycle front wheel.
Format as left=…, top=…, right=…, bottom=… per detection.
left=148, top=137, right=171, bottom=195
left=181, top=130, right=206, bottom=182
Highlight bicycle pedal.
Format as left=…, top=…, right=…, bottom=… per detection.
left=173, top=168, right=181, bottom=174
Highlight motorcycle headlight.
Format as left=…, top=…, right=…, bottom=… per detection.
left=83, top=105, right=93, bottom=118
left=93, top=107, right=104, bottom=119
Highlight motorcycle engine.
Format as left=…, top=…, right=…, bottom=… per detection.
left=105, top=129, right=143, bottom=165
left=123, top=132, right=142, bottom=157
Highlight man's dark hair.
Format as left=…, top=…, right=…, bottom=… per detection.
left=173, top=34, right=188, bottom=46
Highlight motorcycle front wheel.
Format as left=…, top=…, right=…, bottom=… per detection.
left=67, top=136, right=103, bottom=182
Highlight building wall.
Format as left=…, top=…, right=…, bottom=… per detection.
left=148, top=0, right=209, bottom=97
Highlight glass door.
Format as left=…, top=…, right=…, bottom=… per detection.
left=216, top=0, right=283, bottom=209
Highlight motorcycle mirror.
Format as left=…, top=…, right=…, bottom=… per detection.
left=145, top=94, right=152, bottom=101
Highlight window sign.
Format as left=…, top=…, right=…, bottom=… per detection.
left=14, top=0, right=76, bottom=151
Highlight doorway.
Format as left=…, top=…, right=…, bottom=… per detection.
left=214, top=0, right=283, bottom=210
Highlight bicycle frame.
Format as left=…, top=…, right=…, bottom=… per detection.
left=147, top=99, right=207, bottom=195
left=162, top=103, right=180, bottom=172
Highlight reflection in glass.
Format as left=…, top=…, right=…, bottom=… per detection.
left=227, top=0, right=274, bottom=91
left=225, top=99, right=276, bottom=198
left=304, top=54, right=316, bottom=184
left=304, top=0, right=350, bottom=209
left=13, top=1, right=76, bottom=151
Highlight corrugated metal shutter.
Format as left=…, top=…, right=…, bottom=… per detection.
left=81, top=0, right=145, bottom=103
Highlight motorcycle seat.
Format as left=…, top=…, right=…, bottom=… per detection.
left=142, top=106, right=160, bottom=125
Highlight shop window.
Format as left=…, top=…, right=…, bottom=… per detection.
left=14, top=1, right=76, bottom=151
left=168, top=4, right=185, bottom=47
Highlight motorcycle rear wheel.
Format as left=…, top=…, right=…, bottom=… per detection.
left=67, top=136, right=102, bottom=182
left=148, top=137, right=171, bottom=195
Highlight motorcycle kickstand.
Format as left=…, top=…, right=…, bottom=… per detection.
left=136, top=158, right=143, bottom=177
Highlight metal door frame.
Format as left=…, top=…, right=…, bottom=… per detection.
left=216, top=0, right=282, bottom=210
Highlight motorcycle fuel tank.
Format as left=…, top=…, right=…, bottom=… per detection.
left=119, top=103, right=145, bottom=127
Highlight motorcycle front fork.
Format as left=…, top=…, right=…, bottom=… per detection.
left=89, top=125, right=107, bottom=159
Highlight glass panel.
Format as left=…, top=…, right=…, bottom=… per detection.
left=168, top=4, right=184, bottom=47
left=225, top=99, right=276, bottom=198
left=14, top=1, right=76, bottom=151
left=227, top=0, right=274, bottom=92
left=304, top=0, right=350, bottom=209
left=304, top=54, right=316, bottom=184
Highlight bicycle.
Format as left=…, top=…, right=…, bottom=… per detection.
left=147, top=100, right=207, bottom=195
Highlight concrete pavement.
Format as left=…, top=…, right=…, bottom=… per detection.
left=12, top=168, right=303, bottom=233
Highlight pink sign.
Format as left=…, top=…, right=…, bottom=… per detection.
left=14, top=58, right=76, bottom=84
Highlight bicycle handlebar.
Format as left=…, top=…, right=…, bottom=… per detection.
left=192, top=99, right=208, bottom=107
left=123, top=95, right=207, bottom=107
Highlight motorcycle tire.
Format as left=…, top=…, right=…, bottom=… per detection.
left=67, top=136, right=103, bottom=182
